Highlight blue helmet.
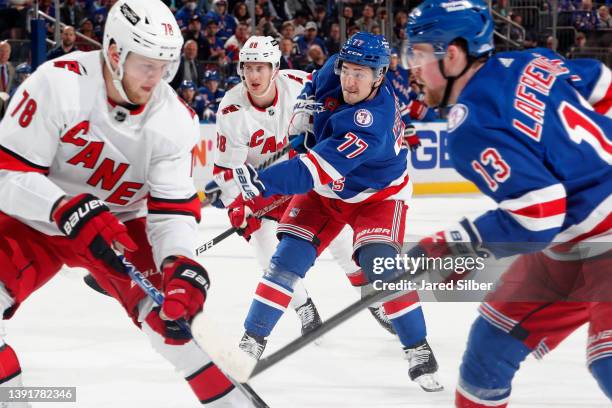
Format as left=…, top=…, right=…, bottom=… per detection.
left=225, top=75, right=240, bottom=86
left=204, top=70, right=221, bottom=82
left=405, top=0, right=494, bottom=58
left=16, top=63, right=31, bottom=75
left=179, top=80, right=196, bottom=90
left=336, top=32, right=390, bottom=77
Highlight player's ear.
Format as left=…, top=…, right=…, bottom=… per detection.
left=106, top=42, right=120, bottom=70
left=445, top=44, right=467, bottom=72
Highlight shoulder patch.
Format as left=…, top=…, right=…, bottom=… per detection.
left=447, top=104, right=469, bottom=132
left=354, top=109, right=373, bottom=127
left=53, top=60, right=86, bottom=75
left=221, top=104, right=240, bottom=115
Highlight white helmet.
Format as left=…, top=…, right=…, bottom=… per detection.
left=237, top=36, right=281, bottom=79
left=103, top=0, right=183, bottom=104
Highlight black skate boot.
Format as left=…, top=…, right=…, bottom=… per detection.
left=295, top=298, right=323, bottom=335
left=403, top=339, right=443, bottom=392
left=239, top=332, right=267, bottom=360
left=368, top=305, right=396, bottom=335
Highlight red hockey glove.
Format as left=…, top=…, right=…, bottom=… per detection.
left=146, top=256, right=209, bottom=345
left=228, top=196, right=260, bottom=241
left=405, top=219, right=485, bottom=274
left=161, top=256, right=210, bottom=321
left=53, top=194, right=137, bottom=280
left=403, top=124, right=421, bottom=151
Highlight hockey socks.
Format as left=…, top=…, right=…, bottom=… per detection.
left=245, top=276, right=294, bottom=338
left=0, top=344, right=21, bottom=386
left=186, top=362, right=235, bottom=405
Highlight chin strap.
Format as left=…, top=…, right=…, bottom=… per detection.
left=437, top=56, right=475, bottom=118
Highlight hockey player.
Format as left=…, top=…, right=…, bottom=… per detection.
left=212, top=35, right=395, bottom=337
left=0, top=0, right=256, bottom=406
left=206, top=32, right=443, bottom=392
left=403, top=0, right=612, bottom=406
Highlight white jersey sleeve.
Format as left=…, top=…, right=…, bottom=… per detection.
left=0, top=61, right=69, bottom=223
left=145, top=94, right=201, bottom=269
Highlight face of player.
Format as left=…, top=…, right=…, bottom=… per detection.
left=407, top=43, right=447, bottom=107
left=243, top=62, right=274, bottom=97
left=121, top=52, right=171, bottom=105
left=340, top=61, right=381, bottom=105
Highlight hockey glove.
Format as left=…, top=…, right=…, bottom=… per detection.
left=146, top=256, right=210, bottom=345
left=403, top=124, right=421, bottom=151
left=53, top=194, right=137, bottom=280
left=228, top=194, right=284, bottom=241
left=405, top=219, right=486, bottom=274
left=204, top=164, right=265, bottom=209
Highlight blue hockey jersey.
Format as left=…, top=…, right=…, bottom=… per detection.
left=258, top=54, right=411, bottom=203
left=448, top=48, right=611, bottom=257
left=386, top=66, right=437, bottom=123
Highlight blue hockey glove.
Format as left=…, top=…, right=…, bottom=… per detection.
left=204, top=164, right=265, bottom=209
left=289, top=132, right=316, bottom=154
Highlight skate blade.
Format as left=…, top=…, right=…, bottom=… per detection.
left=414, top=374, right=444, bottom=392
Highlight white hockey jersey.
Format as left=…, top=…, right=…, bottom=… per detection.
left=214, top=70, right=309, bottom=170
left=0, top=51, right=201, bottom=268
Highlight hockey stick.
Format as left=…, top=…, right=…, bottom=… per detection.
left=119, top=256, right=270, bottom=408
left=192, top=266, right=429, bottom=383
left=195, top=194, right=292, bottom=256
left=200, top=143, right=293, bottom=208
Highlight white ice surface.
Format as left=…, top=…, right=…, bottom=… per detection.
left=7, top=195, right=609, bottom=407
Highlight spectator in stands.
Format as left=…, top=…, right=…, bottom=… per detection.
left=304, top=44, right=325, bottom=73
left=279, top=37, right=298, bottom=69
left=325, top=23, right=341, bottom=55
left=254, top=4, right=279, bottom=38
left=393, top=11, right=408, bottom=42
left=170, top=40, right=205, bottom=89
left=74, top=17, right=99, bottom=51
left=558, top=0, right=577, bottom=12
left=10, top=62, right=30, bottom=96
left=178, top=80, right=205, bottom=120
left=312, top=5, right=332, bottom=38
left=175, top=0, right=203, bottom=31
left=341, top=5, right=355, bottom=28
left=204, top=0, right=236, bottom=43
left=184, top=15, right=208, bottom=57
left=60, top=0, right=85, bottom=28
left=573, top=0, right=599, bottom=32
left=225, top=75, right=240, bottom=91
left=356, top=4, right=377, bottom=33
left=39, top=0, right=56, bottom=36
left=597, top=5, right=612, bottom=28
left=224, top=21, right=250, bottom=62
left=92, top=0, right=114, bottom=39
left=200, top=70, right=225, bottom=123
left=0, top=41, right=14, bottom=95
left=232, top=2, right=249, bottom=24
left=295, top=21, right=326, bottom=57
left=567, top=31, right=588, bottom=58
left=47, top=25, right=78, bottom=60
left=545, top=35, right=558, bottom=50
left=371, top=24, right=382, bottom=35
left=202, top=19, right=226, bottom=63
left=510, top=14, right=525, bottom=43
left=493, top=0, right=510, bottom=18
left=256, top=0, right=279, bottom=22
left=279, top=21, right=295, bottom=41
left=346, top=24, right=359, bottom=38
left=284, top=0, right=316, bottom=21
left=376, top=7, right=387, bottom=29
left=288, top=9, right=308, bottom=37
left=0, top=0, right=29, bottom=39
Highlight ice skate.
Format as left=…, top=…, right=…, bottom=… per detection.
left=404, top=340, right=444, bottom=392
left=295, top=298, right=323, bottom=336
left=368, top=305, right=396, bottom=335
left=239, top=332, right=267, bottom=360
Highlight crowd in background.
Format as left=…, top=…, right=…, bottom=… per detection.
left=0, top=0, right=611, bottom=121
